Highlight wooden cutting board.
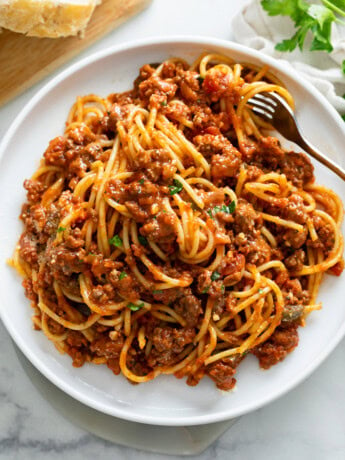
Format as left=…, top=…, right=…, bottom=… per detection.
left=0, top=0, right=152, bottom=107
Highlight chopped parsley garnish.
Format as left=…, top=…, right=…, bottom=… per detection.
left=169, top=179, right=183, bottom=195
left=127, top=302, right=145, bottom=311
left=202, top=286, right=210, bottom=294
left=138, top=235, right=148, bottom=245
left=109, top=235, right=123, bottom=248
left=57, top=226, right=66, bottom=233
left=207, top=202, right=236, bottom=218
left=153, top=290, right=163, bottom=294
left=161, top=100, right=167, bottom=106
left=221, top=285, right=225, bottom=293
left=139, top=178, right=145, bottom=184
left=119, top=271, right=127, bottom=280
left=211, top=271, right=221, bottom=281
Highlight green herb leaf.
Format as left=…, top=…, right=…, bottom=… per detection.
left=211, top=271, right=221, bottom=281
left=261, top=0, right=344, bottom=70
left=202, top=286, right=210, bottom=294
left=207, top=201, right=236, bottom=218
left=169, top=179, right=183, bottom=195
left=57, top=226, right=66, bottom=233
left=261, top=0, right=308, bottom=22
left=153, top=290, right=163, bottom=294
left=119, top=271, right=127, bottom=280
left=127, top=302, right=145, bottom=311
left=139, top=178, right=145, bottom=185
left=227, top=201, right=236, bottom=214
left=109, top=235, right=123, bottom=248
left=342, top=60, right=345, bottom=75
left=138, top=235, right=148, bottom=245
left=161, top=100, right=167, bottom=107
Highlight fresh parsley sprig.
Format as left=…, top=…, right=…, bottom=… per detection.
left=261, top=0, right=345, bottom=74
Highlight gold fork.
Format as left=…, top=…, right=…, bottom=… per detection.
left=248, top=91, right=345, bottom=181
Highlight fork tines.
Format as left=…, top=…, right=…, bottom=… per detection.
left=247, top=91, right=281, bottom=120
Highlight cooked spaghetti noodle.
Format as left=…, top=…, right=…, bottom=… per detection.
left=11, top=53, right=344, bottom=390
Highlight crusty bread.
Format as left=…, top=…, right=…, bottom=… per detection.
left=0, top=0, right=101, bottom=38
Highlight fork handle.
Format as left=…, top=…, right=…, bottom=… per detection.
left=296, top=135, right=345, bottom=181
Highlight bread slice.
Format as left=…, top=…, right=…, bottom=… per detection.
left=0, top=0, right=101, bottom=38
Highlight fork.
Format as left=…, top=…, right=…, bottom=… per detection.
left=248, top=91, right=345, bottom=181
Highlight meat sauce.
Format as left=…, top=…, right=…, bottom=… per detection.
left=17, top=59, right=342, bottom=391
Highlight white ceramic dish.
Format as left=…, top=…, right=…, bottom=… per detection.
left=0, top=37, right=344, bottom=426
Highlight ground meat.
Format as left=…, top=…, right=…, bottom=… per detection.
left=151, top=327, right=195, bottom=352
left=106, top=178, right=163, bottom=222
left=90, top=283, right=115, bottom=304
left=282, top=194, right=308, bottom=224
left=140, top=211, right=178, bottom=243
left=65, top=331, right=89, bottom=367
left=282, top=278, right=310, bottom=306
left=44, top=128, right=101, bottom=178
left=219, top=251, right=245, bottom=285
left=328, top=259, right=344, bottom=276
left=176, top=70, right=200, bottom=102
left=254, top=137, right=314, bottom=188
left=164, top=100, right=191, bottom=124
left=19, top=233, right=38, bottom=265
left=194, top=135, right=241, bottom=182
left=280, top=152, right=314, bottom=188
left=284, top=249, right=305, bottom=271
left=281, top=228, right=308, bottom=249
left=197, top=270, right=212, bottom=294
left=201, top=190, right=225, bottom=208
left=23, top=179, right=47, bottom=204
left=203, top=66, right=244, bottom=103
left=233, top=198, right=261, bottom=233
left=43, top=136, right=73, bottom=167
left=237, top=234, right=271, bottom=265
left=245, top=165, right=263, bottom=182
left=108, top=269, right=142, bottom=302
left=147, top=327, right=196, bottom=367
left=150, top=287, right=184, bottom=305
left=22, top=278, right=37, bottom=302
left=139, top=75, right=177, bottom=102
left=44, top=240, right=86, bottom=281
left=309, top=216, right=334, bottom=252
left=90, top=334, right=124, bottom=359
left=206, top=356, right=242, bottom=391
left=67, top=125, right=96, bottom=146
left=132, top=149, right=177, bottom=182
left=211, top=149, right=241, bottom=184
left=253, top=324, right=299, bottom=369
left=174, top=294, right=202, bottom=327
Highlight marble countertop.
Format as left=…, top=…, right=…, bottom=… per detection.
left=1, top=1, right=345, bottom=459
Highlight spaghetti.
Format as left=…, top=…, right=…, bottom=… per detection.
left=11, top=53, right=344, bottom=390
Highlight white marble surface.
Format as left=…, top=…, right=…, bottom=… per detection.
left=1, top=1, right=345, bottom=458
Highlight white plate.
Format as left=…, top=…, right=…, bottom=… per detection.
left=0, top=37, right=344, bottom=426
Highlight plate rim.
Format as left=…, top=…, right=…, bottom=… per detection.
left=1, top=35, right=345, bottom=426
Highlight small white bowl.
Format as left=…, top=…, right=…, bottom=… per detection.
left=0, top=36, right=344, bottom=426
